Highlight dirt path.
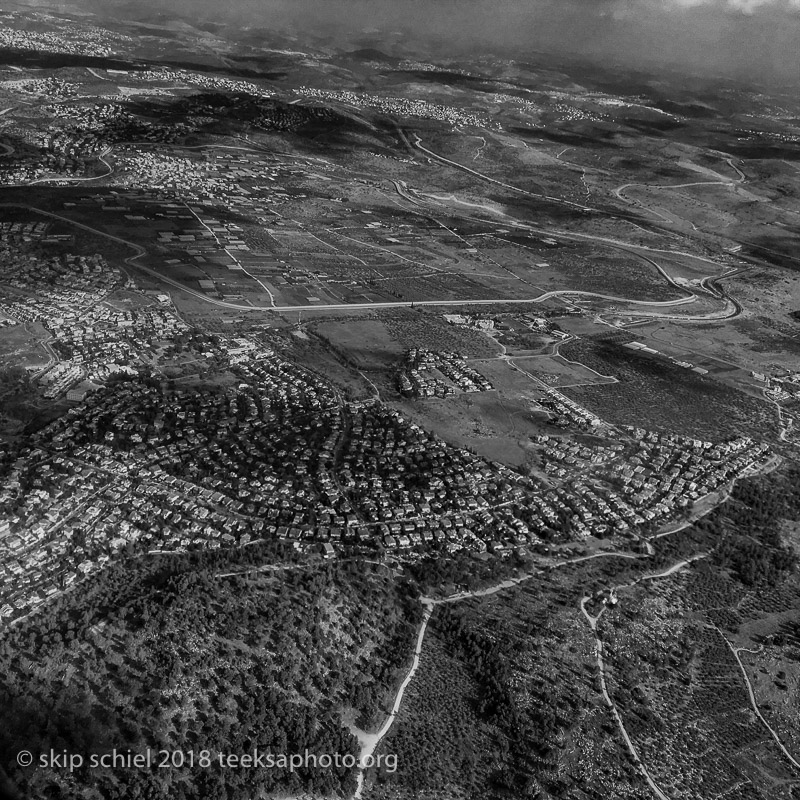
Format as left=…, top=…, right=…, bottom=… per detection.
left=351, top=603, right=433, bottom=799
left=348, top=549, right=644, bottom=798
left=713, top=627, right=800, bottom=770
left=580, top=554, right=709, bottom=800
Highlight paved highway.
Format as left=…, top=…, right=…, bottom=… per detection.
left=391, top=161, right=737, bottom=295
left=0, top=202, right=713, bottom=317
left=397, top=128, right=751, bottom=290
left=403, top=130, right=594, bottom=214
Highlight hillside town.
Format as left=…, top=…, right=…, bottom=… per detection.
left=296, top=86, right=494, bottom=129
left=132, top=67, right=275, bottom=98
left=0, top=211, right=779, bottom=627
left=1, top=9, right=799, bottom=800
left=39, top=103, right=189, bottom=152
left=0, top=19, right=124, bottom=57
left=0, top=324, right=775, bottom=627
left=0, top=225, right=191, bottom=396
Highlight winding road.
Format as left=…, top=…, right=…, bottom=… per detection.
left=390, top=146, right=743, bottom=323
left=2, top=150, right=115, bottom=187
left=402, top=129, right=594, bottom=214
left=712, top=626, right=800, bottom=770
left=349, top=549, right=646, bottom=798
left=350, top=440, right=778, bottom=800
left=613, top=157, right=747, bottom=212
left=0, top=120, right=744, bottom=325
left=763, top=388, right=795, bottom=443
left=0, top=202, right=724, bottom=317
left=580, top=554, right=710, bottom=800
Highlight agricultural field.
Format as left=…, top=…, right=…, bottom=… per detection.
left=511, top=353, right=617, bottom=388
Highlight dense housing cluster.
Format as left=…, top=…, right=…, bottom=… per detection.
left=115, top=149, right=302, bottom=206
left=10, top=77, right=78, bottom=98
left=40, top=104, right=189, bottom=153
left=297, top=87, right=494, bottom=128
left=0, top=21, right=124, bottom=56
left=535, top=430, right=771, bottom=537
left=0, top=247, right=116, bottom=302
left=49, top=306, right=188, bottom=369
left=539, top=388, right=605, bottom=429
left=0, top=330, right=776, bottom=627
left=132, top=68, right=274, bottom=98
left=398, top=349, right=494, bottom=398
left=0, top=227, right=194, bottom=393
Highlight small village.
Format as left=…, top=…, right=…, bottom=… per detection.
left=131, top=68, right=275, bottom=98
left=0, top=20, right=122, bottom=58
left=398, top=348, right=495, bottom=397
left=296, top=86, right=494, bottom=129
left=0, top=225, right=189, bottom=396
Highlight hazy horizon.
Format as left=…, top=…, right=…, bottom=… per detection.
left=49, top=0, right=800, bottom=87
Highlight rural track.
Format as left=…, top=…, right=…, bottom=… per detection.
left=712, top=626, right=800, bottom=771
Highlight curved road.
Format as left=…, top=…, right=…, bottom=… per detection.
left=713, top=625, right=800, bottom=770
left=581, top=596, right=670, bottom=800
left=2, top=132, right=741, bottom=324
left=392, top=165, right=742, bottom=322
left=763, top=388, right=794, bottom=443
left=396, top=129, right=750, bottom=321
left=613, top=157, right=746, bottom=209
left=3, top=151, right=114, bottom=186
left=0, top=203, right=716, bottom=317
left=580, top=554, right=709, bottom=800
left=349, top=549, right=645, bottom=799
left=403, top=130, right=594, bottom=215
left=352, top=603, right=433, bottom=799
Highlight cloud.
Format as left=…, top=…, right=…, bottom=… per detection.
left=613, top=0, right=800, bottom=11
left=670, top=0, right=800, bottom=8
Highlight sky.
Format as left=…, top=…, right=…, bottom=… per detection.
left=33, top=0, right=800, bottom=86
left=106, top=0, right=798, bottom=85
